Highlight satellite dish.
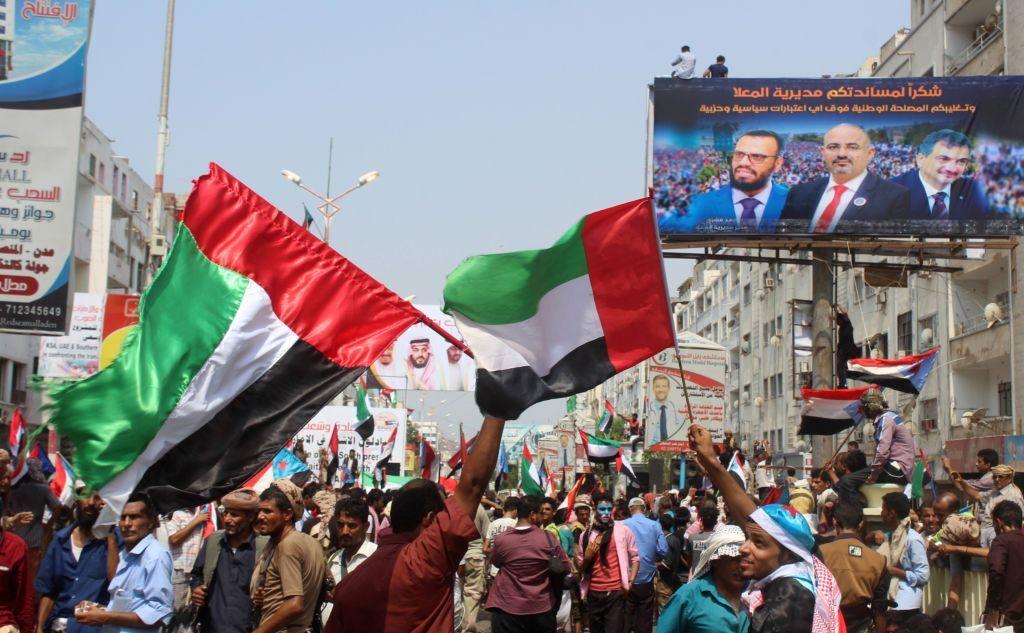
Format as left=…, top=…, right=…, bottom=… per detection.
left=870, top=347, right=884, bottom=359
left=985, top=303, right=1004, bottom=328
left=794, top=440, right=808, bottom=452
left=920, top=328, right=934, bottom=346
left=754, top=396, right=765, bottom=407
left=769, top=335, right=782, bottom=347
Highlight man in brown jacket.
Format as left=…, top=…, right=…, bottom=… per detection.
left=820, top=499, right=890, bottom=633
left=984, top=500, right=1024, bottom=630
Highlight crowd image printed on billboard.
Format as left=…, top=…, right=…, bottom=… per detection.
left=652, top=77, right=1024, bottom=238
left=0, top=0, right=93, bottom=333
left=365, top=304, right=476, bottom=391
left=646, top=334, right=726, bottom=453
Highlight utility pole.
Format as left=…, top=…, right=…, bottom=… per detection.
left=149, top=0, right=175, bottom=262
left=811, top=247, right=836, bottom=459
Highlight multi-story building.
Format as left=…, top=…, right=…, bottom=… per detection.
left=0, top=117, right=179, bottom=428
left=0, top=0, right=13, bottom=81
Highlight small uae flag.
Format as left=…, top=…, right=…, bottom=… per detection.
left=579, top=430, right=638, bottom=484
left=520, top=444, right=544, bottom=495
left=727, top=451, right=747, bottom=489
left=50, top=453, right=76, bottom=506
left=44, top=164, right=426, bottom=524
left=797, top=386, right=871, bottom=435
left=846, top=347, right=939, bottom=394
left=598, top=400, right=616, bottom=435
left=443, top=198, right=675, bottom=420
left=353, top=384, right=375, bottom=441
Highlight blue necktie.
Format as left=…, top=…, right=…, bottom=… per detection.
left=739, top=197, right=760, bottom=231
left=660, top=405, right=668, bottom=441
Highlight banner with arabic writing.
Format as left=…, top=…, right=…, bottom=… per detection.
left=652, top=77, right=1024, bottom=238
left=0, top=0, right=93, bottom=333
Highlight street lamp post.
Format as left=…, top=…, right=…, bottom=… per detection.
left=281, top=169, right=380, bottom=245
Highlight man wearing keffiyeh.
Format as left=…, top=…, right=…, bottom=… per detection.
left=687, top=424, right=843, bottom=633
left=879, top=491, right=929, bottom=627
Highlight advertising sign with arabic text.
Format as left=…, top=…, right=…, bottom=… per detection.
left=293, top=405, right=408, bottom=480
left=645, top=334, right=726, bottom=453
left=0, top=0, right=92, bottom=332
left=653, top=77, right=1024, bottom=238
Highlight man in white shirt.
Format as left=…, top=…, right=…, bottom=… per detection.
left=779, top=123, right=911, bottom=233
left=670, top=46, right=696, bottom=79
left=322, top=497, right=378, bottom=625
left=483, top=497, right=519, bottom=578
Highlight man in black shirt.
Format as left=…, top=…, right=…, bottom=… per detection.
left=704, top=55, right=729, bottom=78
left=190, top=488, right=268, bottom=633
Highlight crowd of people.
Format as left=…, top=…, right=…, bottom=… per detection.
left=2, top=389, right=1024, bottom=633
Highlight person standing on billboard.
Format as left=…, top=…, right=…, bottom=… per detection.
left=889, top=129, right=989, bottom=225
left=666, top=130, right=790, bottom=233
left=779, top=124, right=911, bottom=233
left=648, top=374, right=680, bottom=446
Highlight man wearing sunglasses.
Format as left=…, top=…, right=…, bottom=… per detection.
left=664, top=130, right=790, bottom=234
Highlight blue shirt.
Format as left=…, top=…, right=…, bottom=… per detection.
left=103, top=534, right=173, bottom=633
left=623, top=513, right=668, bottom=584
left=656, top=574, right=750, bottom=633
left=893, top=528, right=930, bottom=611
left=34, top=525, right=112, bottom=633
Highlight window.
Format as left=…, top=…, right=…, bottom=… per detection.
left=918, top=315, right=936, bottom=352
left=920, top=398, right=938, bottom=432
left=743, top=284, right=751, bottom=306
left=743, top=384, right=751, bottom=402
left=897, top=311, right=912, bottom=354
left=112, top=166, right=119, bottom=197
left=999, top=382, right=1012, bottom=417
left=0, top=12, right=6, bottom=19
left=131, top=190, right=139, bottom=210
left=0, top=26, right=5, bottom=35
left=99, top=162, right=105, bottom=185
left=763, top=378, right=769, bottom=398
left=763, top=322, right=771, bottom=346
left=776, top=315, right=783, bottom=336
left=88, top=154, right=96, bottom=177
left=121, top=173, right=127, bottom=203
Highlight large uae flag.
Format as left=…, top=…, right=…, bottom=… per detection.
left=443, top=199, right=674, bottom=419
left=45, top=164, right=425, bottom=524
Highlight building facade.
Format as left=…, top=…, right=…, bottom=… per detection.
left=0, top=117, right=179, bottom=428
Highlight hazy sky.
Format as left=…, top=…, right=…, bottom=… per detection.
left=84, top=1, right=909, bottom=437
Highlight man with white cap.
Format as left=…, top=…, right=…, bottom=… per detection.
left=623, top=497, right=667, bottom=633
left=656, top=525, right=749, bottom=632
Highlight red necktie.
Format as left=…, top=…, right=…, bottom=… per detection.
left=814, top=184, right=847, bottom=233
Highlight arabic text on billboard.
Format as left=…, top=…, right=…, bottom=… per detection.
left=653, top=77, right=1024, bottom=238
left=293, top=405, right=407, bottom=484
left=0, top=0, right=93, bottom=332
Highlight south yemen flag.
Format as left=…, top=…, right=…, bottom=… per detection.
left=45, top=164, right=425, bottom=523
left=443, top=199, right=674, bottom=420
left=797, top=386, right=871, bottom=435
left=846, top=347, right=939, bottom=394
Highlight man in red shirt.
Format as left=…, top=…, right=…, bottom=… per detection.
left=326, top=415, right=506, bottom=633
left=0, top=517, right=35, bottom=633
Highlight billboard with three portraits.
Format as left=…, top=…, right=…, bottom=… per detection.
left=652, top=77, right=1024, bottom=238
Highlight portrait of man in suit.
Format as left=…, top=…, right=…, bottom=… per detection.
left=778, top=123, right=911, bottom=233
left=888, top=129, right=989, bottom=224
left=662, top=130, right=790, bottom=234
left=648, top=374, right=680, bottom=445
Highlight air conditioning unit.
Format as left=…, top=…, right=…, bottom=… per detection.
left=798, top=361, right=811, bottom=373
left=741, top=342, right=751, bottom=355
left=764, top=278, right=776, bottom=289
left=150, top=234, right=168, bottom=257
left=743, top=395, right=751, bottom=404
left=876, top=291, right=887, bottom=305
left=921, top=418, right=938, bottom=432
left=897, top=349, right=907, bottom=358
left=754, top=396, right=765, bottom=407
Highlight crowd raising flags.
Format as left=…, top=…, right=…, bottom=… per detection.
left=43, top=164, right=432, bottom=524
left=797, top=386, right=871, bottom=435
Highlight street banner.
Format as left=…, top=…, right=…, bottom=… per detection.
left=0, top=0, right=94, bottom=333
left=38, top=292, right=139, bottom=378
left=646, top=333, right=726, bottom=452
left=366, top=304, right=477, bottom=392
left=293, top=405, right=407, bottom=476
left=652, top=77, right=1024, bottom=238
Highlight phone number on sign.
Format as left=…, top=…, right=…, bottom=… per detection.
left=3, top=304, right=63, bottom=317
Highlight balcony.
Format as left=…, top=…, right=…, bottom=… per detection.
left=950, top=317, right=1009, bottom=366
left=947, top=25, right=1004, bottom=75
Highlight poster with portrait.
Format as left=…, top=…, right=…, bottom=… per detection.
left=365, top=304, right=476, bottom=391
left=294, top=405, right=407, bottom=478
left=646, top=333, right=726, bottom=453
left=0, top=0, right=93, bottom=333
left=37, top=291, right=139, bottom=378
left=652, top=77, right=1024, bottom=238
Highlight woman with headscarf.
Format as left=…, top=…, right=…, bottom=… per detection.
left=657, top=525, right=750, bottom=632
left=687, top=425, right=843, bottom=633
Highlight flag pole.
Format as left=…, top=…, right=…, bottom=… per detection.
left=824, top=423, right=861, bottom=470
left=360, top=438, right=366, bottom=489
left=673, top=345, right=697, bottom=434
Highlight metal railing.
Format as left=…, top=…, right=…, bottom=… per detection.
left=946, top=22, right=1002, bottom=75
